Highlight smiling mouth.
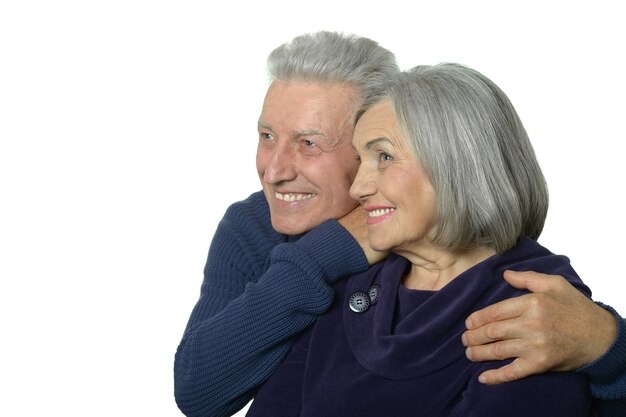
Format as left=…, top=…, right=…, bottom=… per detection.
left=275, top=192, right=316, bottom=202
left=368, top=208, right=396, bottom=218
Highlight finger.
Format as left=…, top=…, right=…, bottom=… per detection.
left=463, top=320, right=510, bottom=346
left=465, top=296, right=526, bottom=330
left=477, top=358, right=539, bottom=385
left=465, top=339, right=523, bottom=362
left=502, top=270, right=560, bottom=294
left=463, top=318, right=520, bottom=346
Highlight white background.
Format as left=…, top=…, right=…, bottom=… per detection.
left=1, top=1, right=624, bottom=416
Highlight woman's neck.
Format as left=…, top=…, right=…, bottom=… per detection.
left=398, top=244, right=496, bottom=291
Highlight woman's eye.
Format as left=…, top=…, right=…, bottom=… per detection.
left=378, top=152, right=393, bottom=162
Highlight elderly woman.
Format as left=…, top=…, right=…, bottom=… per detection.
left=246, top=63, right=595, bottom=416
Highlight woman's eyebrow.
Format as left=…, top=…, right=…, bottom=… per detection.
left=365, top=137, right=391, bottom=149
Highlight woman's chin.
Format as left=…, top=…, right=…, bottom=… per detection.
left=369, top=241, right=392, bottom=253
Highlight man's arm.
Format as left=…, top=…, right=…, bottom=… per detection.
left=578, top=303, right=626, bottom=416
left=174, top=193, right=368, bottom=417
left=462, top=270, right=626, bottom=416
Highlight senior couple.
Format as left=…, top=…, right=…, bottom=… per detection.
left=175, top=32, right=626, bottom=416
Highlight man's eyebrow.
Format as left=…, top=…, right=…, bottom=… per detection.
left=292, top=129, right=328, bottom=139
left=257, top=122, right=339, bottom=147
left=257, top=123, right=327, bottom=139
left=295, top=129, right=343, bottom=150
left=257, top=121, right=274, bottom=132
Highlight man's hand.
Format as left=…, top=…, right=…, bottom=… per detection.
left=338, top=206, right=388, bottom=265
left=462, top=270, right=618, bottom=384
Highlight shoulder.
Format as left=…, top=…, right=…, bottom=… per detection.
left=223, top=191, right=270, bottom=227
left=207, top=191, right=283, bottom=271
left=494, top=238, right=590, bottom=296
left=217, top=191, right=280, bottom=240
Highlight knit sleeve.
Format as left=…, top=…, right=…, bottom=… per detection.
left=174, top=192, right=368, bottom=417
left=577, top=303, right=626, bottom=417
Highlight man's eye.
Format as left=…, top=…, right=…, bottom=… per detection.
left=298, top=139, right=322, bottom=156
left=260, top=133, right=274, bottom=140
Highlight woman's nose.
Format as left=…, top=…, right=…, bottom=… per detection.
left=350, top=166, right=376, bottom=202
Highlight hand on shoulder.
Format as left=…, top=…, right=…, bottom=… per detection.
left=462, top=270, right=618, bottom=384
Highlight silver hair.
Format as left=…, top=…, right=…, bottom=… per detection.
left=267, top=31, right=399, bottom=114
left=386, top=63, right=549, bottom=253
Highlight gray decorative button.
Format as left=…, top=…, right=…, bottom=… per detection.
left=368, top=284, right=381, bottom=305
left=349, top=291, right=371, bottom=313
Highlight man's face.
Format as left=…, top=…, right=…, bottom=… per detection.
left=256, top=81, right=360, bottom=235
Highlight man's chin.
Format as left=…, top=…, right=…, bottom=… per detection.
left=270, top=215, right=323, bottom=236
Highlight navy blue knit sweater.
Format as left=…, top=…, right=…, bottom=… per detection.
left=174, top=191, right=626, bottom=416
left=174, top=191, right=368, bottom=416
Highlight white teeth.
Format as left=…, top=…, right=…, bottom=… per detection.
left=275, top=192, right=315, bottom=202
left=368, top=208, right=395, bottom=217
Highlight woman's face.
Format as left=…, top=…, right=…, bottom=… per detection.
left=350, top=101, right=437, bottom=254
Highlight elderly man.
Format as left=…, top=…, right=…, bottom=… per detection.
left=174, top=31, right=625, bottom=417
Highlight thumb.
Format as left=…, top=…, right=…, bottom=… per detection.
left=503, top=270, right=552, bottom=293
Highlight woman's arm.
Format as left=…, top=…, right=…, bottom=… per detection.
left=451, top=369, right=594, bottom=417
left=462, top=270, right=626, bottom=416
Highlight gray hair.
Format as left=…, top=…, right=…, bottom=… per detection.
left=386, top=63, right=548, bottom=253
left=267, top=31, right=399, bottom=114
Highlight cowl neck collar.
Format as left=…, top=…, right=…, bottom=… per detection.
left=343, top=239, right=587, bottom=380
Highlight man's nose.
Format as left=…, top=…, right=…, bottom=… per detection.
left=263, top=142, right=298, bottom=184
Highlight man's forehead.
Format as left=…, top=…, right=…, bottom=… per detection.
left=260, top=80, right=357, bottom=143
left=263, top=80, right=360, bottom=111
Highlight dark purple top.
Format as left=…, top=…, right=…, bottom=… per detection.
left=247, top=238, right=596, bottom=416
